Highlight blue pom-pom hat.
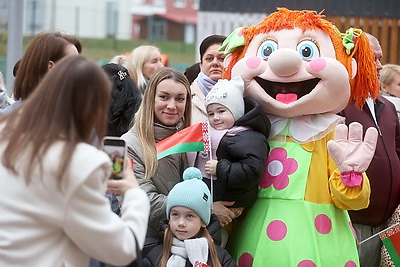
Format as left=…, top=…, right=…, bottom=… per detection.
left=166, top=167, right=212, bottom=225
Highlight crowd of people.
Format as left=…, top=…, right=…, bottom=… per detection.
left=1, top=8, right=400, bottom=267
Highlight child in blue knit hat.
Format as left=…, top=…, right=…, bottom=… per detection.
left=142, top=167, right=237, bottom=267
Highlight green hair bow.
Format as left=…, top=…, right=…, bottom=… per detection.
left=334, top=26, right=363, bottom=55
left=218, top=27, right=245, bottom=54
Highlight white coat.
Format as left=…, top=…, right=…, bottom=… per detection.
left=0, top=142, right=150, bottom=267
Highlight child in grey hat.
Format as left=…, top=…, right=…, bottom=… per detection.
left=190, top=76, right=270, bottom=232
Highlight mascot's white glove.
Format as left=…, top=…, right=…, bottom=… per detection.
left=327, top=122, right=378, bottom=187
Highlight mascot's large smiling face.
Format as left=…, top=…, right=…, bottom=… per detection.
left=221, top=8, right=378, bottom=118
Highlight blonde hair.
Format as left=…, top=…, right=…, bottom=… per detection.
left=380, top=64, right=400, bottom=88
left=130, top=45, right=161, bottom=93
left=160, top=227, right=222, bottom=267
left=110, top=54, right=138, bottom=82
left=134, top=68, right=191, bottom=178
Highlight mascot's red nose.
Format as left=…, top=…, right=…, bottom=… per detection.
left=268, top=48, right=302, bottom=77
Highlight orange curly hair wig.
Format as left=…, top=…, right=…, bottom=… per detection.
left=223, top=8, right=379, bottom=109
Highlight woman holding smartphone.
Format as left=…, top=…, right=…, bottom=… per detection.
left=121, top=67, right=191, bottom=249
left=0, top=55, right=150, bottom=266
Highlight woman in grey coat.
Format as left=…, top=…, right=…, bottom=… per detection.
left=121, top=68, right=192, bottom=250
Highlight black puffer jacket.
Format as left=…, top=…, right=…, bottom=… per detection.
left=142, top=243, right=238, bottom=267
left=207, top=97, right=270, bottom=208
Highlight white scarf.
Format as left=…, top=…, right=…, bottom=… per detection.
left=267, top=113, right=344, bottom=143
left=166, top=237, right=209, bottom=267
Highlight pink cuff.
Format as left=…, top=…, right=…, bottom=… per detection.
left=194, top=261, right=211, bottom=267
left=340, top=171, right=363, bottom=187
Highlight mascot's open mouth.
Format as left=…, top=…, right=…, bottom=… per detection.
left=254, top=77, right=321, bottom=104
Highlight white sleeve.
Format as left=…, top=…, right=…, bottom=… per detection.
left=63, top=166, right=150, bottom=266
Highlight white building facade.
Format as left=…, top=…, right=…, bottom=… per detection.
left=22, top=0, right=132, bottom=39
left=0, top=0, right=199, bottom=40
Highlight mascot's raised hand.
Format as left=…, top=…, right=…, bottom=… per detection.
left=328, top=122, right=378, bottom=186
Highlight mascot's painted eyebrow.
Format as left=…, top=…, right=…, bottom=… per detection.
left=261, top=36, right=278, bottom=44
left=298, top=37, right=320, bottom=50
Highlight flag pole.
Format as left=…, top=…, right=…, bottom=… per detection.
left=359, top=222, right=400, bottom=245
left=207, top=122, right=214, bottom=202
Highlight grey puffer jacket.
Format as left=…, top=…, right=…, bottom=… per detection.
left=121, top=122, right=188, bottom=240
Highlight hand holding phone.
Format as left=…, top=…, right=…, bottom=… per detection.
left=102, top=137, right=126, bottom=180
left=103, top=137, right=139, bottom=194
left=107, top=158, right=139, bottom=195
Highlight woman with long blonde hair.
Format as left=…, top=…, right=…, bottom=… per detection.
left=121, top=67, right=191, bottom=247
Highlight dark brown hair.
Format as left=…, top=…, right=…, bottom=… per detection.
left=102, top=63, right=142, bottom=137
left=184, top=62, right=200, bottom=85
left=199, top=35, right=226, bottom=62
left=0, top=55, right=111, bottom=185
left=14, top=31, right=82, bottom=100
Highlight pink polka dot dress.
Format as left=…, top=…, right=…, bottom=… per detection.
left=227, top=132, right=364, bottom=266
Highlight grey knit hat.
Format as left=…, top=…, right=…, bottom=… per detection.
left=205, top=76, right=245, bottom=121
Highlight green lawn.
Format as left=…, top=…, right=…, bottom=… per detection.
left=0, top=35, right=197, bottom=77
left=80, top=38, right=197, bottom=67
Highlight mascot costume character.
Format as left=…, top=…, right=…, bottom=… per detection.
left=221, top=8, right=380, bottom=266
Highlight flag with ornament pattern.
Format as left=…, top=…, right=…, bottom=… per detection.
left=379, top=223, right=400, bottom=265
left=156, top=122, right=210, bottom=160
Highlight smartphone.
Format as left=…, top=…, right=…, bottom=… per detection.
left=102, top=136, right=127, bottom=180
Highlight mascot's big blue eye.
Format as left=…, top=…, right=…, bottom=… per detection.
left=297, top=39, right=320, bottom=60
left=257, top=39, right=278, bottom=59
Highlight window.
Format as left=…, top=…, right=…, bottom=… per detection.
left=106, top=2, right=119, bottom=38
left=174, top=0, right=185, bottom=8
left=193, top=0, right=199, bottom=9
left=152, top=20, right=165, bottom=41
left=154, top=0, right=165, bottom=6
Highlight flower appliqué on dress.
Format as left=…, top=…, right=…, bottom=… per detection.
left=259, top=147, right=298, bottom=190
